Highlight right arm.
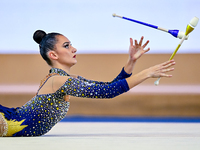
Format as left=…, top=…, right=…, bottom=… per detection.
left=53, top=76, right=129, bottom=99
left=53, top=36, right=175, bottom=98
left=126, top=60, right=175, bottom=88
left=52, top=60, right=175, bottom=99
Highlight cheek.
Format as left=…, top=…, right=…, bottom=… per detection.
left=56, top=48, right=73, bottom=62
left=59, top=51, right=72, bottom=62
left=57, top=50, right=70, bottom=57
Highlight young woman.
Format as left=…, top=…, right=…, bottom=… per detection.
left=0, top=30, right=175, bottom=137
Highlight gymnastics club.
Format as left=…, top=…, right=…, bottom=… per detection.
left=112, top=13, right=188, bottom=39
left=154, top=16, right=199, bottom=86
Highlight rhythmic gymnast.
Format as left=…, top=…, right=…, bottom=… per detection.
left=0, top=30, right=175, bottom=137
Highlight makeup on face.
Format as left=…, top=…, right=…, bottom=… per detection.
left=63, top=42, right=72, bottom=49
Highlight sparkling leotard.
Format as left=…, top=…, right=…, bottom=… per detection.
left=0, top=67, right=131, bottom=137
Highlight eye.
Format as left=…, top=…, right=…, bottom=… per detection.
left=64, top=44, right=69, bottom=49
left=64, top=43, right=72, bottom=49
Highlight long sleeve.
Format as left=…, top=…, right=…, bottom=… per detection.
left=77, top=67, right=132, bottom=85
left=58, top=76, right=130, bottom=99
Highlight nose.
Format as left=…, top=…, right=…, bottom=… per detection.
left=72, top=46, right=77, bottom=53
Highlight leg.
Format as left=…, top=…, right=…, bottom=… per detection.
left=0, top=114, right=7, bottom=137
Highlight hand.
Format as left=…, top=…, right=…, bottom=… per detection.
left=125, top=60, right=175, bottom=89
left=129, top=36, right=150, bottom=62
left=145, top=60, right=175, bottom=78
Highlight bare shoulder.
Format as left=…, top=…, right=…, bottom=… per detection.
left=52, top=76, right=71, bottom=89
left=37, top=76, right=72, bottom=95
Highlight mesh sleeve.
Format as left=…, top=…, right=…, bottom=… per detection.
left=58, top=77, right=130, bottom=99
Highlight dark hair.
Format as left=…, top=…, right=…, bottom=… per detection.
left=33, top=30, right=62, bottom=65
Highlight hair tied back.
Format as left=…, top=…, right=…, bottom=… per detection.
left=33, top=30, right=47, bottom=44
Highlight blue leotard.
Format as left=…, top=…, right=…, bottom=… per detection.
left=0, top=67, right=131, bottom=137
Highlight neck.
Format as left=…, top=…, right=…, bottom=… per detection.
left=51, top=64, right=71, bottom=75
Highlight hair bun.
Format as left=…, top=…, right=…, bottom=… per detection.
left=33, top=30, right=47, bottom=44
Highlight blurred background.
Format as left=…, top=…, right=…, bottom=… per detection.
left=0, top=0, right=200, bottom=120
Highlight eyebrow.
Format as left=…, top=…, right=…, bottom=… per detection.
left=63, top=42, right=71, bottom=45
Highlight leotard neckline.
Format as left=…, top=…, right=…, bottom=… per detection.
left=49, top=68, right=70, bottom=76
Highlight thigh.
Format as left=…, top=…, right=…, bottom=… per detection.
left=0, top=113, right=8, bottom=137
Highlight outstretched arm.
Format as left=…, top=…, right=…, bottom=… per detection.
left=53, top=75, right=129, bottom=99
left=124, top=36, right=150, bottom=74
left=73, top=36, right=149, bottom=84
left=52, top=60, right=175, bottom=99
left=76, top=67, right=132, bottom=85
left=126, top=60, right=175, bottom=88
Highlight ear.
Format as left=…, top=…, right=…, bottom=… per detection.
left=48, top=51, right=58, bottom=60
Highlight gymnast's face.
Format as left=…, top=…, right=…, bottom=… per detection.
left=52, top=35, right=77, bottom=67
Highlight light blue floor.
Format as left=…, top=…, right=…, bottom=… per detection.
left=1, top=122, right=200, bottom=150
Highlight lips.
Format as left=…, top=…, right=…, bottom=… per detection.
left=73, top=55, right=76, bottom=58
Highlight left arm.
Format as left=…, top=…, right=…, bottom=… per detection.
left=70, top=36, right=150, bottom=84
left=124, top=36, right=150, bottom=74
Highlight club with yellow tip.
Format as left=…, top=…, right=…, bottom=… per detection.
left=154, top=17, right=199, bottom=86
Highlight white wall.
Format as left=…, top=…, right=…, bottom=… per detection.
left=0, top=0, right=199, bottom=54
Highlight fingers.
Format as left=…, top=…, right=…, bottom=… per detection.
left=133, top=36, right=150, bottom=48
left=159, top=73, right=173, bottom=78
left=139, top=36, right=144, bottom=45
left=130, top=38, right=133, bottom=46
left=161, top=68, right=175, bottom=74
left=148, top=59, right=176, bottom=78
left=142, top=40, right=149, bottom=48
left=135, top=36, right=144, bottom=46
left=160, top=60, right=176, bottom=69
left=162, top=59, right=175, bottom=65
left=144, top=47, right=150, bottom=53
left=158, top=60, right=175, bottom=77
left=134, top=39, right=138, bottom=46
